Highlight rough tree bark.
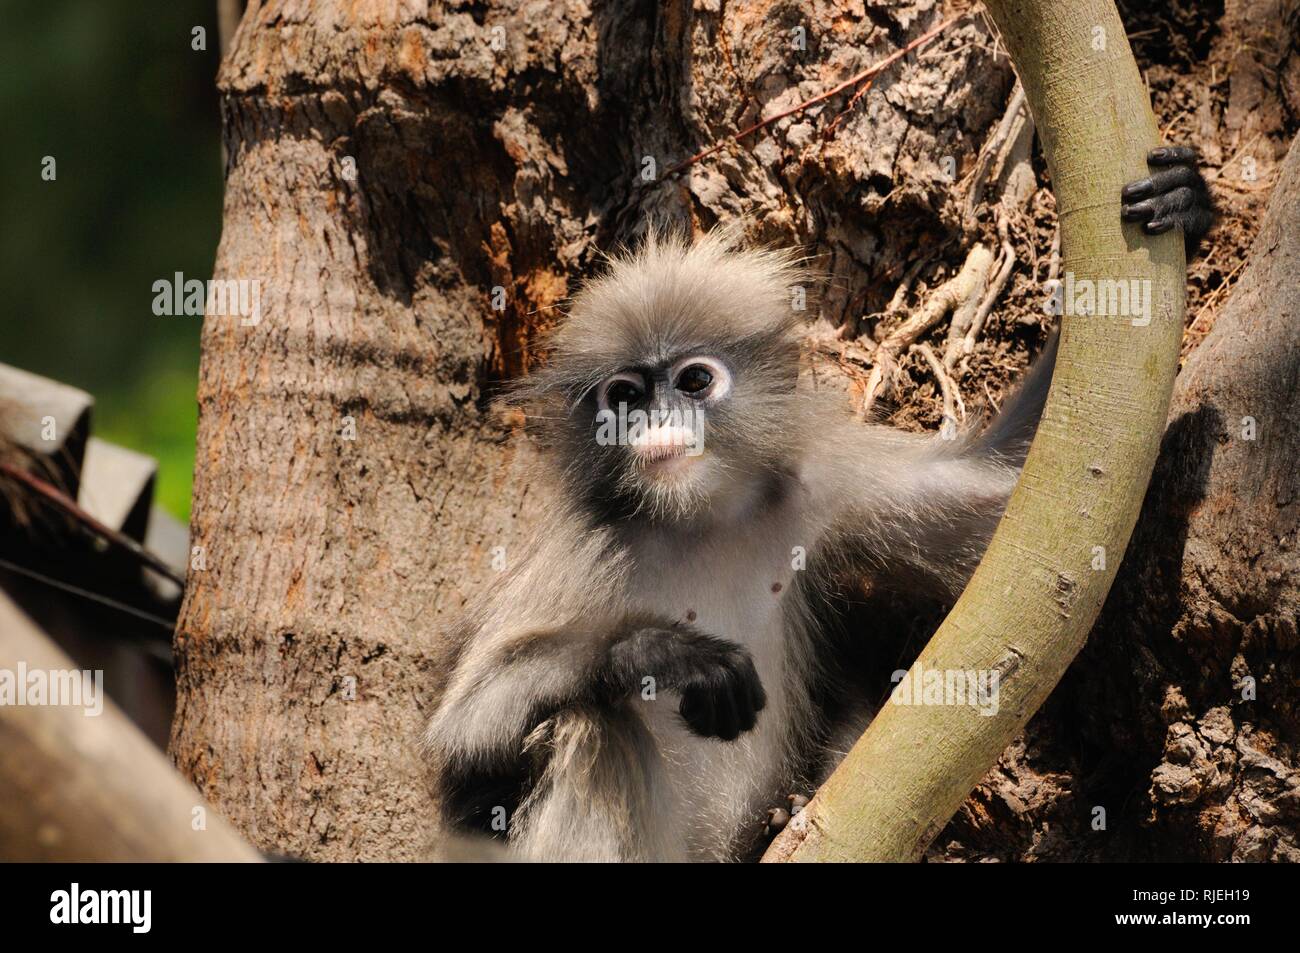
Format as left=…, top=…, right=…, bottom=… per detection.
left=172, top=0, right=1014, bottom=860
left=1104, top=135, right=1300, bottom=860
left=1115, top=139, right=1300, bottom=860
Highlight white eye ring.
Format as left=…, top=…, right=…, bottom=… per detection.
left=596, top=372, right=647, bottom=412
left=670, top=356, right=731, bottom=400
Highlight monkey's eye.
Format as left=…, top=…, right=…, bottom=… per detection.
left=597, top=373, right=646, bottom=410
left=676, top=365, right=713, bottom=394
left=671, top=357, right=730, bottom=400
left=607, top=380, right=643, bottom=404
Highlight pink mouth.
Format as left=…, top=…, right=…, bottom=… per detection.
left=638, top=444, right=689, bottom=463
left=635, top=446, right=699, bottom=475
left=629, top=423, right=702, bottom=473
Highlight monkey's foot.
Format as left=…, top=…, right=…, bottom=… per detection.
left=763, top=793, right=811, bottom=838
left=1121, top=146, right=1214, bottom=254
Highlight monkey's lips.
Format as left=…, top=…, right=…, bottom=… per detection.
left=634, top=444, right=699, bottom=474
left=629, top=424, right=702, bottom=474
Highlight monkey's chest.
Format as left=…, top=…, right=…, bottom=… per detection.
left=626, top=537, right=804, bottom=859
left=643, top=550, right=793, bottom=646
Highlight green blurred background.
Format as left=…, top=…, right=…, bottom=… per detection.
left=0, top=1, right=222, bottom=519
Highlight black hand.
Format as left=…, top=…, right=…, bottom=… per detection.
left=600, top=624, right=766, bottom=741
left=1120, top=146, right=1214, bottom=256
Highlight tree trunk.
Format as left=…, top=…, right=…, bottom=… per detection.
left=171, top=0, right=1014, bottom=859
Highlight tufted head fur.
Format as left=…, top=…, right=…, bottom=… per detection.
left=515, top=228, right=814, bottom=526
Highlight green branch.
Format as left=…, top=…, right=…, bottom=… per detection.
left=765, top=0, right=1187, bottom=862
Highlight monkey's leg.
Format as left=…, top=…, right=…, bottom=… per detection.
left=510, top=704, right=685, bottom=861
left=1121, top=146, right=1215, bottom=255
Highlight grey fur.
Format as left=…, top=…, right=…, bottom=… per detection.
left=425, top=228, right=1052, bottom=861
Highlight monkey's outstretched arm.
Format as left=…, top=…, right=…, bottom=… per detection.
left=847, top=145, right=1211, bottom=595
left=814, top=438, right=1023, bottom=600
left=815, top=146, right=1211, bottom=598
left=808, top=335, right=1057, bottom=600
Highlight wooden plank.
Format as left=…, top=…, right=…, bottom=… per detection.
left=0, top=590, right=259, bottom=861
left=0, top=363, right=92, bottom=496
left=78, top=437, right=157, bottom=542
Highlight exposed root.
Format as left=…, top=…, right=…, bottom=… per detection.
left=962, top=82, right=1028, bottom=226
left=861, top=80, right=1039, bottom=422
left=958, top=209, right=1017, bottom=370
left=941, top=244, right=996, bottom=372
left=911, top=342, right=966, bottom=441
left=860, top=244, right=992, bottom=417
left=660, top=13, right=967, bottom=179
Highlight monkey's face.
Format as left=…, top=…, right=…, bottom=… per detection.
left=572, top=336, right=801, bottom=524
left=519, top=228, right=810, bottom=524
left=593, top=354, right=723, bottom=482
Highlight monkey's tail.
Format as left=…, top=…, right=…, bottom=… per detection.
left=968, top=329, right=1059, bottom=464
left=511, top=705, right=683, bottom=862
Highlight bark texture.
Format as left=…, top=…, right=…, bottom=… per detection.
left=172, top=0, right=1012, bottom=860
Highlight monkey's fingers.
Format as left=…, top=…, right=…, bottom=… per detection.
left=1123, top=187, right=1212, bottom=236
left=1121, top=163, right=1203, bottom=203
left=1146, top=145, right=1198, bottom=166
left=1144, top=198, right=1197, bottom=235
left=1119, top=145, right=1214, bottom=254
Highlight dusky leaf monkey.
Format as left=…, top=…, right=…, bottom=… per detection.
left=425, top=150, right=1212, bottom=861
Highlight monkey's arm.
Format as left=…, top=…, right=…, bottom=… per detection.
left=427, top=611, right=765, bottom=832
left=808, top=433, right=1022, bottom=600
left=807, top=331, right=1058, bottom=600
left=427, top=613, right=765, bottom=763
left=426, top=523, right=766, bottom=831
left=813, top=147, right=1212, bottom=598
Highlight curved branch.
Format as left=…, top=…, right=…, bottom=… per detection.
left=765, top=0, right=1187, bottom=862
